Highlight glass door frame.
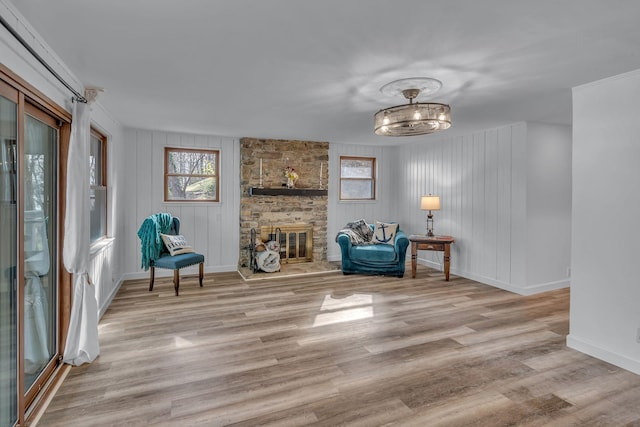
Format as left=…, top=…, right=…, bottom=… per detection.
left=0, top=64, right=73, bottom=427
left=0, top=74, right=20, bottom=427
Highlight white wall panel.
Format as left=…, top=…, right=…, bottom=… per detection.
left=484, top=129, right=498, bottom=280
left=496, top=126, right=512, bottom=283
left=510, top=123, right=528, bottom=287
left=525, top=123, right=572, bottom=286
left=471, top=132, right=485, bottom=276
left=396, top=122, right=571, bottom=294
left=568, top=69, right=640, bottom=374
left=326, top=143, right=396, bottom=261
left=122, top=128, right=240, bottom=279
left=88, top=240, right=115, bottom=318
left=460, top=134, right=474, bottom=274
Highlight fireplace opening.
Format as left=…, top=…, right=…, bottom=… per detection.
left=261, top=224, right=313, bottom=264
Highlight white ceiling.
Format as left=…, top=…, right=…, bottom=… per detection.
left=9, top=0, right=640, bottom=145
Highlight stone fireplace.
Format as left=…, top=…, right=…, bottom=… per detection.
left=239, top=138, right=329, bottom=269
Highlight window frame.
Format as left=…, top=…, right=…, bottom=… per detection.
left=89, top=129, right=107, bottom=243
left=339, top=155, right=377, bottom=201
left=164, top=147, right=220, bottom=203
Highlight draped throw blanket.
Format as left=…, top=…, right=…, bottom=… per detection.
left=138, top=213, right=173, bottom=270
left=335, top=219, right=373, bottom=245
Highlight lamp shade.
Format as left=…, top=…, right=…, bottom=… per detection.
left=421, top=195, right=440, bottom=211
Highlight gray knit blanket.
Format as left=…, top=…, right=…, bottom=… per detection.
left=335, top=219, right=373, bottom=245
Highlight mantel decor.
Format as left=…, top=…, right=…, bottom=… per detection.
left=249, top=187, right=327, bottom=197
left=284, top=166, right=299, bottom=189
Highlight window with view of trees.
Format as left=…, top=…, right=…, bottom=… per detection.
left=339, top=156, right=376, bottom=200
left=89, top=131, right=107, bottom=243
left=164, top=147, right=219, bottom=202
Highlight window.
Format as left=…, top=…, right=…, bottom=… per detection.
left=164, top=147, right=219, bottom=202
left=339, top=156, right=376, bottom=200
left=90, top=130, right=107, bottom=243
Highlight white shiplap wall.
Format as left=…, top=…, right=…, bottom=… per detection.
left=121, top=129, right=240, bottom=280
left=327, top=143, right=398, bottom=261
left=395, top=122, right=572, bottom=295
left=89, top=240, right=116, bottom=318
left=568, top=69, right=640, bottom=375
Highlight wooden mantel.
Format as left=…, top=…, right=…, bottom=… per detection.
left=249, top=187, right=327, bottom=197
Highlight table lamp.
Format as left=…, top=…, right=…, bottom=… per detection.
left=421, top=194, right=441, bottom=237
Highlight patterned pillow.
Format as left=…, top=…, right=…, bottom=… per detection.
left=160, top=234, right=195, bottom=256
left=372, top=221, right=398, bottom=245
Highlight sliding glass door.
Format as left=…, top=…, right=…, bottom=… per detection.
left=0, top=74, right=65, bottom=427
left=23, top=106, right=58, bottom=401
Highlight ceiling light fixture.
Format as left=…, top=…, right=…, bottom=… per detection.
left=374, top=77, right=451, bottom=137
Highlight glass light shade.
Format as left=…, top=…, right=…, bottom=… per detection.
left=374, top=102, right=451, bottom=136
left=421, top=195, right=441, bottom=211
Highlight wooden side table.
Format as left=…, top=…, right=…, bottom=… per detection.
left=409, top=235, right=455, bottom=280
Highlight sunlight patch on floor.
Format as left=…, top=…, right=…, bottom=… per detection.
left=174, top=336, right=195, bottom=348
left=312, top=293, right=374, bottom=327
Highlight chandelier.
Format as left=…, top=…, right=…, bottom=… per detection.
left=374, top=78, right=451, bottom=137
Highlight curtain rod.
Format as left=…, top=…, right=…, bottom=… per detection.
left=0, top=12, right=87, bottom=103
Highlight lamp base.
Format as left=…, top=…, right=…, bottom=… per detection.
left=426, top=213, right=434, bottom=237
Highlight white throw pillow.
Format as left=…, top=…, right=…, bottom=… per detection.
left=372, top=221, right=398, bottom=245
left=160, top=234, right=195, bottom=256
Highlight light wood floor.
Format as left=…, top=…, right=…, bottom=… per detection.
left=39, top=267, right=640, bottom=426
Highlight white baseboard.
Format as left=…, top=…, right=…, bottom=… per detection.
left=98, top=277, right=122, bottom=320
left=122, top=264, right=238, bottom=281
left=418, top=258, right=569, bottom=296
left=567, top=334, right=640, bottom=376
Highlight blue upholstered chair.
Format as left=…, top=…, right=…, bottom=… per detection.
left=336, top=224, right=409, bottom=278
left=149, top=217, right=205, bottom=296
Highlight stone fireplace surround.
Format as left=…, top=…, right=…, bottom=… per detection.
left=239, top=138, right=329, bottom=269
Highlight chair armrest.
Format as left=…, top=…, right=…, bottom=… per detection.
left=337, top=233, right=353, bottom=250
left=394, top=230, right=409, bottom=246
left=394, top=230, right=410, bottom=260
left=336, top=233, right=354, bottom=265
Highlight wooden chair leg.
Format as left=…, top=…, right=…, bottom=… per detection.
left=174, top=269, right=180, bottom=296
left=149, top=267, right=155, bottom=291
left=199, top=263, right=204, bottom=287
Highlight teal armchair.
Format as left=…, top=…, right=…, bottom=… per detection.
left=336, top=224, right=409, bottom=278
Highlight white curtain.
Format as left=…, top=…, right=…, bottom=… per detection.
left=62, top=101, right=99, bottom=365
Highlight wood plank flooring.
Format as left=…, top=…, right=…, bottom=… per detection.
left=38, top=267, right=640, bottom=426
